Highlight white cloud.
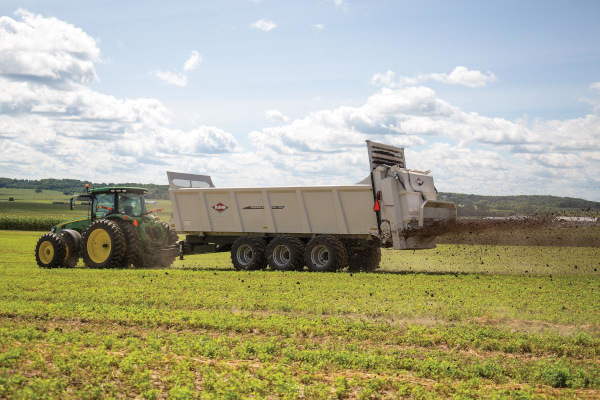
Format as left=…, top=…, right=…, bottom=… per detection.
left=333, top=0, right=348, bottom=11
left=445, top=66, right=496, bottom=87
left=0, top=10, right=598, bottom=200
left=0, top=10, right=237, bottom=185
left=0, top=9, right=100, bottom=84
left=183, top=50, right=202, bottom=71
left=250, top=19, right=277, bottom=31
left=265, top=109, right=289, bottom=123
left=248, top=85, right=599, bottom=198
left=312, top=23, right=325, bottom=31
left=590, top=81, right=600, bottom=92
left=372, top=66, right=496, bottom=88
left=152, top=70, right=188, bottom=87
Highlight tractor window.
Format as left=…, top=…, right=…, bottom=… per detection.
left=118, top=193, right=145, bottom=217
left=93, top=193, right=115, bottom=218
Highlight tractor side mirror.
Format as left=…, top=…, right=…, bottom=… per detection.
left=70, top=198, right=75, bottom=210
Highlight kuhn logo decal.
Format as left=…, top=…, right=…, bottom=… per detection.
left=415, top=178, right=424, bottom=186
left=212, top=203, right=228, bottom=213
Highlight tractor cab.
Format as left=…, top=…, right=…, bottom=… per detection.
left=70, top=187, right=148, bottom=220
left=87, top=187, right=148, bottom=220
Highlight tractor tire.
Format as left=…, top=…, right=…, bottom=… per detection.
left=266, top=236, right=305, bottom=271
left=61, top=229, right=81, bottom=268
left=157, top=221, right=179, bottom=268
left=304, top=235, right=347, bottom=272
left=35, top=233, right=67, bottom=269
left=231, top=236, right=267, bottom=271
left=82, top=219, right=127, bottom=269
left=115, top=220, right=145, bottom=268
left=347, top=246, right=381, bottom=273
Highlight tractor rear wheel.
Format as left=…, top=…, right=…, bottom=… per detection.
left=61, top=229, right=81, bottom=268
left=266, top=236, right=305, bottom=271
left=304, top=235, right=347, bottom=272
left=35, top=233, right=66, bottom=269
left=231, top=236, right=267, bottom=271
left=157, top=221, right=179, bottom=268
left=82, top=220, right=126, bottom=268
left=116, top=220, right=145, bottom=268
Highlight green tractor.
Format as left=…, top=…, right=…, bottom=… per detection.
left=35, top=186, right=179, bottom=269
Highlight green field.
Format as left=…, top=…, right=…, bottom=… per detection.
left=0, top=188, right=173, bottom=229
left=1, top=230, right=600, bottom=399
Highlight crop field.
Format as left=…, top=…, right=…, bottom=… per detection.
left=1, top=229, right=600, bottom=399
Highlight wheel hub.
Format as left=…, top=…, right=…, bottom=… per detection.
left=87, top=229, right=112, bottom=264
left=236, top=244, right=253, bottom=266
left=272, top=244, right=291, bottom=267
left=38, top=241, right=54, bottom=264
left=310, top=244, right=329, bottom=268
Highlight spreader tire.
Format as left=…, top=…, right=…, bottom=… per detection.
left=266, top=236, right=305, bottom=271
left=231, top=236, right=267, bottom=271
left=82, top=220, right=127, bottom=269
left=304, top=235, right=347, bottom=272
left=35, top=233, right=67, bottom=269
left=61, top=229, right=81, bottom=268
left=347, top=246, right=381, bottom=273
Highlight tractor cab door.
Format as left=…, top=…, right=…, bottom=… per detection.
left=92, top=193, right=116, bottom=220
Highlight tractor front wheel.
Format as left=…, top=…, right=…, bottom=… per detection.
left=82, top=220, right=126, bottom=268
left=35, top=233, right=66, bottom=269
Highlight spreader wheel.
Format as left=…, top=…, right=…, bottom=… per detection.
left=231, top=236, right=267, bottom=271
left=82, top=220, right=126, bottom=268
left=347, top=246, right=381, bottom=272
left=35, top=233, right=67, bottom=269
left=266, top=236, right=305, bottom=271
left=304, top=235, right=347, bottom=272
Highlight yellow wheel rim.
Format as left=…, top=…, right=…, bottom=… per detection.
left=87, top=229, right=112, bottom=264
left=64, top=242, right=70, bottom=262
left=39, top=241, right=54, bottom=264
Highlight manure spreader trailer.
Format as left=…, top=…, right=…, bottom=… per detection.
left=169, top=141, right=457, bottom=272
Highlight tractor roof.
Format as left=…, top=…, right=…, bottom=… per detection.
left=89, top=187, right=148, bottom=194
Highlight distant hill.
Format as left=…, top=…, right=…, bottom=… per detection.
left=438, top=193, right=600, bottom=217
left=1, top=177, right=598, bottom=217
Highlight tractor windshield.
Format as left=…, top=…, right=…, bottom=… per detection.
left=93, top=193, right=115, bottom=218
left=118, top=193, right=145, bottom=217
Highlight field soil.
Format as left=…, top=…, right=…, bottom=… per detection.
left=1, top=229, right=599, bottom=399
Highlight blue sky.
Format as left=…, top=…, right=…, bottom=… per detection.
left=0, top=1, right=599, bottom=200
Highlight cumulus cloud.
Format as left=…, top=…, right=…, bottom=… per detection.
left=250, top=19, right=276, bottom=31
left=265, top=109, right=289, bottom=123
left=248, top=85, right=599, bottom=198
left=183, top=50, right=202, bottom=71
left=152, top=70, right=188, bottom=87
left=372, top=66, right=497, bottom=88
left=0, top=9, right=100, bottom=84
left=0, top=10, right=598, bottom=200
left=0, top=10, right=237, bottom=184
